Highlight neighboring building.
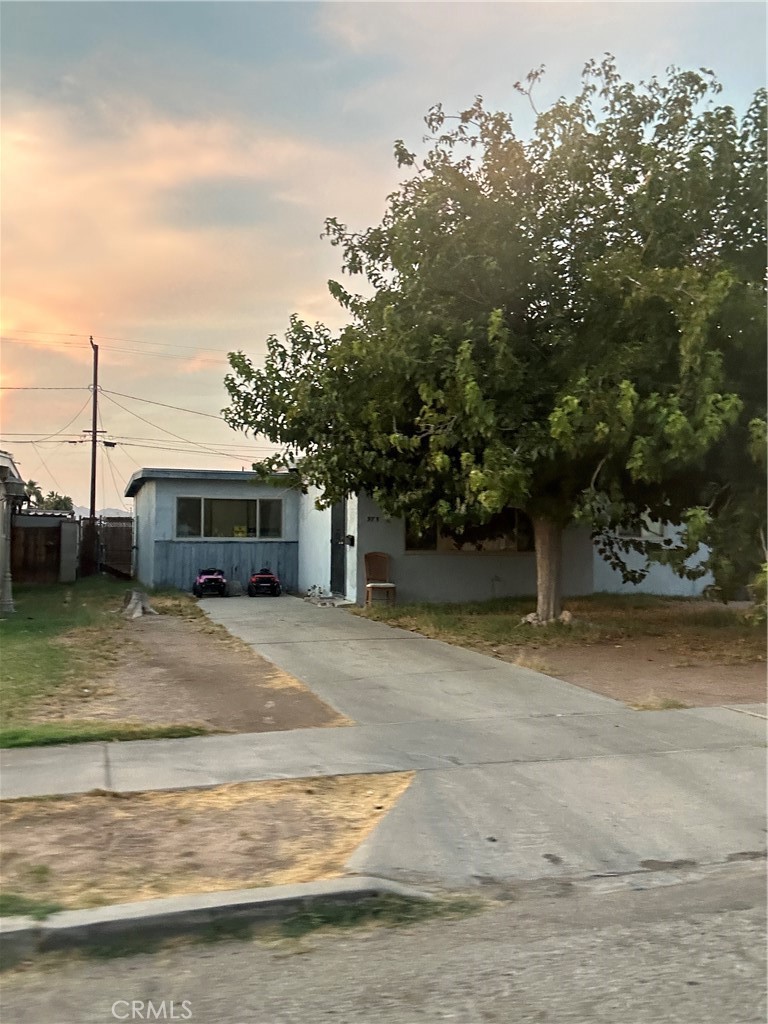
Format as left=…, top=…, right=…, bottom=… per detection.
left=0, top=450, right=26, bottom=614
left=11, top=508, right=80, bottom=584
left=125, top=468, right=300, bottom=592
left=126, top=467, right=714, bottom=603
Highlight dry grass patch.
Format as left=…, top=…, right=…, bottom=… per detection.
left=631, top=693, right=690, bottom=711
left=0, top=774, right=413, bottom=911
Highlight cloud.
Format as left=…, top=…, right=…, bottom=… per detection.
left=0, top=87, right=401, bottom=501
left=2, top=0, right=763, bottom=505
left=318, top=1, right=766, bottom=126
left=1, top=93, right=398, bottom=351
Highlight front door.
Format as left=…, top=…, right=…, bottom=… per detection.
left=330, top=500, right=347, bottom=595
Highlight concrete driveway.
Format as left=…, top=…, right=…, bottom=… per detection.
left=200, top=596, right=767, bottom=887
left=1, top=595, right=764, bottom=888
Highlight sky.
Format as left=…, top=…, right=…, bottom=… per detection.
left=1, top=0, right=765, bottom=511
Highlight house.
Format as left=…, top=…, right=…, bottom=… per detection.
left=125, top=468, right=300, bottom=592
left=126, top=467, right=714, bottom=603
left=0, top=450, right=26, bottom=614
left=302, top=489, right=712, bottom=604
left=299, top=488, right=595, bottom=604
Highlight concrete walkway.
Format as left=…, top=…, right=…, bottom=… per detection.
left=2, top=596, right=765, bottom=887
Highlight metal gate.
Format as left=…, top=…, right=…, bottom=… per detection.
left=100, top=517, right=134, bottom=578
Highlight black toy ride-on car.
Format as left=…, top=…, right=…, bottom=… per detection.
left=247, top=567, right=282, bottom=597
left=192, top=568, right=229, bottom=598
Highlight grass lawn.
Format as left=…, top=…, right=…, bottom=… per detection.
left=0, top=578, right=209, bottom=748
left=357, top=593, right=765, bottom=666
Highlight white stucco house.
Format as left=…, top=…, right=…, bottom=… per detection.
left=126, top=467, right=712, bottom=603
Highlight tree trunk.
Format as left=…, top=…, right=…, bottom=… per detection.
left=532, top=517, right=563, bottom=623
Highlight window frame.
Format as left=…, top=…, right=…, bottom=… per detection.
left=403, top=510, right=535, bottom=555
left=175, top=496, right=284, bottom=540
left=618, top=517, right=667, bottom=545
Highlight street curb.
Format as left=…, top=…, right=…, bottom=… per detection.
left=0, top=876, right=434, bottom=969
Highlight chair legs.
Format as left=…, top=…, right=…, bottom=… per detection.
left=365, top=586, right=396, bottom=607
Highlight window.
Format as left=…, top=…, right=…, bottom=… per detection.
left=405, top=510, right=535, bottom=553
left=177, top=497, right=202, bottom=538
left=204, top=499, right=257, bottom=538
left=618, top=517, right=666, bottom=543
left=259, top=499, right=282, bottom=538
left=176, top=498, right=283, bottom=539
left=404, top=521, right=438, bottom=551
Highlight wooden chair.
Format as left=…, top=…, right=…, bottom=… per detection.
left=364, top=551, right=397, bottom=607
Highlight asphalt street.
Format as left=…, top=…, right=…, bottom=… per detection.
left=1, top=863, right=764, bottom=1024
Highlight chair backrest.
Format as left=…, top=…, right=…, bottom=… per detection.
left=364, top=551, right=391, bottom=584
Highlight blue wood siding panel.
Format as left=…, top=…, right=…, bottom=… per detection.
left=153, top=541, right=298, bottom=592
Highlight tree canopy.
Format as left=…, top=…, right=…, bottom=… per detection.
left=38, top=491, right=74, bottom=512
left=24, top=480, right=43, bottom=507
left=225, top=57, right=767, bottom=618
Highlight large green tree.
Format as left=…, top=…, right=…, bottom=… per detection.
left=225, top=58, right=766, bottom=620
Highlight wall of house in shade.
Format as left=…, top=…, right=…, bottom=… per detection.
left=352, top=492, right=595, bottom=606
left=592, top=527, right=714, bottom=597
left=133, top=479, right=157, bottom=588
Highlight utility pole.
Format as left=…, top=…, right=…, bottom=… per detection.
left=89, top=335, right=99, bottom=519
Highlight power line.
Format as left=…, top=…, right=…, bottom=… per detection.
left=0, top=431, right=277, bottom=452
left=5, top=328, right=236, bottom=355
left=20, top=395, right=93, bottom=444
left=30, top=442, right=63, bottom=494
left=2, top=337, right=88, bottom=349
left=100, top=391, right=256, bottom=463
left=111, top=442, right=142, bottom=487
left=103, top=443, right=131, bottom=511
left=98, top=401, right=132, bottom=512
left=102, top=434, right=275, bottom=449
left=1, top=337, right=226, bottom=364
left=115, top=440, right=261, bottom=460
left=2, top=383, right=238, bottom=425
left=20, top=437, right=70, bottom=482
left=100, top=389, right=227, bottom=421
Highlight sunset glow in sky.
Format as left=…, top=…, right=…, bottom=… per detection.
left=1, top=1, right=765, bottom=509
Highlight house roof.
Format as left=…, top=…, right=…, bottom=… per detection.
left=15, top=509, right=75, bottom=518
left=124, top=467, right=292, bottom=498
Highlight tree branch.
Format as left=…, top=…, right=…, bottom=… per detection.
left=589, top=455, right=608, bottom=491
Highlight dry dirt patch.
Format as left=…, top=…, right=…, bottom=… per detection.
left=491, top=637, right=766, bottom=708
left=0, top=774, right=412, bottom=910
left=32, top=614, right=349, bottom=733
left=369, top=598, right=765, bottom=710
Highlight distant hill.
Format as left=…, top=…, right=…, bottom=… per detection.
left=74, top=506, right=132, bottom=520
